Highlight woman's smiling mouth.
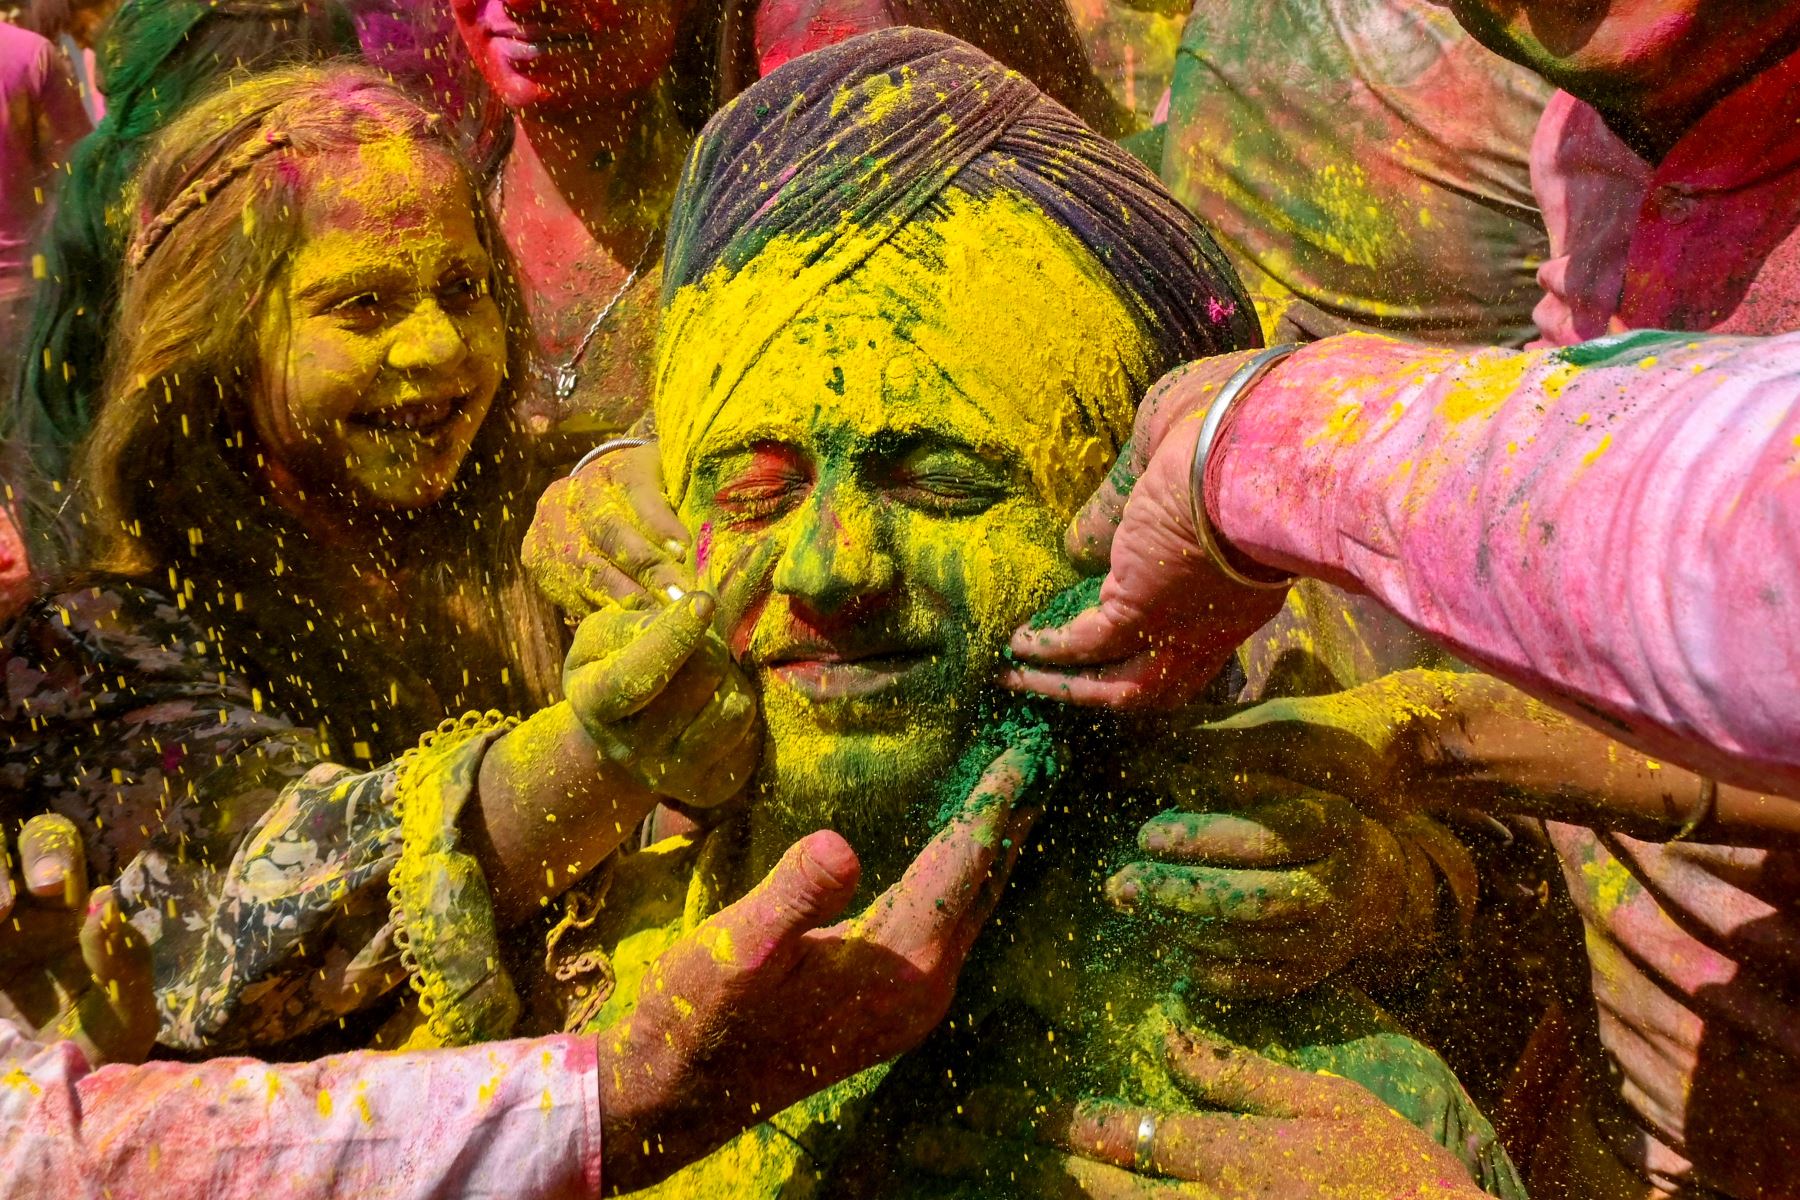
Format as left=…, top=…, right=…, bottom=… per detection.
left=350, top=394, right=467, bottom=436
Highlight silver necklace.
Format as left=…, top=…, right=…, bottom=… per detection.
left=495, top=167, right=662, bottom=402
left=545, top=232, right=660, bottom=401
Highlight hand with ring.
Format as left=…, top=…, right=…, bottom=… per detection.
left=906, top=1025, right=1491, bottom=1198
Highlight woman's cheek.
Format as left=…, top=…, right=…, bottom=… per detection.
left=466, top=303, right=508, bottom=394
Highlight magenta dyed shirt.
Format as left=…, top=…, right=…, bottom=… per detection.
left=1531, top=45, right=1800, bottom=345
left=0, top=22, right=87, bottom=299
left=0, top=1023, right=604, bottom=1198
left=1208, top=329, right=1800, bottom=1197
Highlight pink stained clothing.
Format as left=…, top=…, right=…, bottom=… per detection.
left=1542, top=824, right=1800, bottom=1198
left=1208, top=330, right=1800, bottom=797
left=1206, top=329, right=1800, bottom=1198
left=0, top=1023, right=604, bottom=1199
left=0, top=22, right=88, bottom=298
left=1530, top=44, right=1800, bottom=346
left=0, top=501, right=27, bottom=625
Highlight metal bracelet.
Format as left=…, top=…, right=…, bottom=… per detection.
left=1134, top=1112, right=1159, bottom=1174
left=569, top=437, right=653, bottom=479
left=1188, top=344, right=1301, bottom=590
left=1672, top=776, right=1717, bottom=841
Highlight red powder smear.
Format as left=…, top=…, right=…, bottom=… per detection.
left=695, top=521, right=714, bottom=573
left=1207, top=296, right=1238, bottom=324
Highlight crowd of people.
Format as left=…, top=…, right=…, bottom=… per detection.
left=0, top=1, right=1794, bottom=1198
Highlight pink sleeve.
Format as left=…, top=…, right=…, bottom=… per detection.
left=0, top=1022, right=604, bottom=1199
left=1208, top=330, right=1800, bottom=796
left=33, top=44, right=90, bottom=165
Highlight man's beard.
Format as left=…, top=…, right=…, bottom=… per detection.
left=747, top=682, right=972, bottom=887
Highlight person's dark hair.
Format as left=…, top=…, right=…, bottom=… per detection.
left=7, top=0, right=355, bottom=572
left=706, top=0, right=1130, bottom=137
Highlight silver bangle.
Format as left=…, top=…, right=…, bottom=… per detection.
left=569, top=437, right=653, bottom=479
left=1134, top=1112, right=1159, bottom=1174
left=1673, top=776, right=1717, bottom=841
left=1188, top=344, right=1301, bottom=590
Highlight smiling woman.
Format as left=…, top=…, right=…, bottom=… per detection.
left=0, top=63, right=762, bottom=1074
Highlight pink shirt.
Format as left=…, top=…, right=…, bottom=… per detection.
left=0, top=1024, right=604, bottom=1198
left=1209, top=329, right=1800, bottom=1197
left=1531, top=45, right=1800, bottom=344
left=0, top=22, right=88, bottom=298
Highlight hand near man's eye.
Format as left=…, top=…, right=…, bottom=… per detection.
left=561, top=591, right=760, bottom=810
left=523, top=442, right=691, bottom=618
left=1003, top=352, right=1291, bottom=710
left=0, top=814, right=158, bottom=1068
left=907, top=1025, right=1489, bottom=1199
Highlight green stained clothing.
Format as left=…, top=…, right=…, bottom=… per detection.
left=1161, top=0, right=1552, bottom=347
left=580, top=788, right=1523, bottom=1199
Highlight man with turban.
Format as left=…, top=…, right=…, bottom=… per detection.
left=569, top=29, right=1521, bottom=1198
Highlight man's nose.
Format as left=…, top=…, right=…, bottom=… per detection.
left=386, top=301, right=469, bottom=375
left=770, top=487, right=897, bottom=613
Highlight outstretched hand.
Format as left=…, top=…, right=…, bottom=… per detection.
left=0, top=814, right=157, bottom=1067
left=911, top=1026, right=1487, bottom=1199
left=601, top=743, right=1045, bottom=1191
left=1106, top=782, right=1421, bottom=999
left=1003, top=352, right=1290, bottom=710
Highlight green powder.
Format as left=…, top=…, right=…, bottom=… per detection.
left=930, top=697, right=1062, bottom=828
left=1024, top=573, right=1104, bottom=631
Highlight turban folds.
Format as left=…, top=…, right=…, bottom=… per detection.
left=655, top=27, right=1259, bottom=502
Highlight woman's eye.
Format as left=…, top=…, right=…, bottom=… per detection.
left=439, top=276, right=487, bottom=311
left=329, top=292, right=385, bottom=327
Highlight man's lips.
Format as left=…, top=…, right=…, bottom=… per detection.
left=760, top=645, right=937, bottom=701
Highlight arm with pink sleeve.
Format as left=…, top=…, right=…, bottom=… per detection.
left=1207, top=329, right=1800, bottom=796
left=0, top=1022, right=603, bottom=1199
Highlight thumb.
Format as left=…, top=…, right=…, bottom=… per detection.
left=69, top=887, right=157, bottom=1067
left=19, top=813, right=86, bottom=908
left=711, top=830, right=862, bottom=968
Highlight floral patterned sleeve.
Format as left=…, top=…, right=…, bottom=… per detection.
left=0, top=584, right=520, bottom=1054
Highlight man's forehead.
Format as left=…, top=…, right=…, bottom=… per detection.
left=699, top=315, right=1035, bottom=456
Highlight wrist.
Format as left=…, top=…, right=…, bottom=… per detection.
left=1192, top=346, right=1300, bottom=589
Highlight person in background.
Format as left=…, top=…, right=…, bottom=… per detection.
left=0, top=15, right=87, bottom=398
left=1162, top=0, right=1553, bottom=351
left=1008, top=5, right=1800, bottom=1196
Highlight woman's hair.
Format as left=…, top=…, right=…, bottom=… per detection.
left=17, top=0, right=115, bottom=44
left=74, top=60, right=559, bottom=754
left=7, top=0, right=355, bottom=567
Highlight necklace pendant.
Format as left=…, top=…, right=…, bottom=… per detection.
left=554, top=367, right=580, bottom=401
